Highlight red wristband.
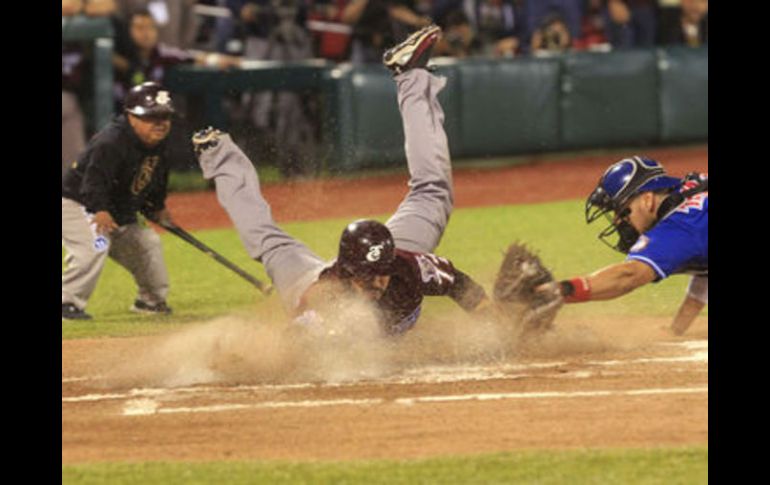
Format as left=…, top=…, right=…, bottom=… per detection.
left=561, top=277, right=591, bottom=303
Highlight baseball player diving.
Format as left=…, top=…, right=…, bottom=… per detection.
left=539, top=156, right=708, bottom=336
left=191, top=25, right=496, bottom=336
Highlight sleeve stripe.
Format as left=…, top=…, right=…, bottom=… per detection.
left=627, top=255, right=668, bottom=279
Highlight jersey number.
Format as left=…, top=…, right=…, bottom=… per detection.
left=416, top=254, right=454, bottom=285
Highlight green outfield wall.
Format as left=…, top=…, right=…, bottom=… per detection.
left=320, top=48, right=707, bottom=169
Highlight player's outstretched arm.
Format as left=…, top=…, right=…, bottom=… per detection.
left=447, top=269, right=490, bottom=313
left=559, top=260, right=657, bottom=303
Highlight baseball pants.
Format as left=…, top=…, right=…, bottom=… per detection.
left=197, top=68, right=454, bottom=311
left=61, top=198, right=170, bottom=310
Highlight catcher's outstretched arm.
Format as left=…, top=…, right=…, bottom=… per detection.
left=558, top=260, right=656, bottom=302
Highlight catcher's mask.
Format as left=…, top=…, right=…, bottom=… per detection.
left=586, top=156, right=681, bottom=253
left=337, top=219, right=396, bottom=279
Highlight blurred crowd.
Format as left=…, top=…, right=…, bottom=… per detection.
left=63, top=0, right=708, bottom=178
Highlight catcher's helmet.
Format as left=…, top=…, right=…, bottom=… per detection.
left=337, top=219, right=396, bottom=278
left=586, top=156, right=681, bottom=253
left=124, top=82, right=175, bottom=118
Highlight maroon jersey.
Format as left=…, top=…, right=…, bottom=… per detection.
left=313, top=248, right=483, bottom=335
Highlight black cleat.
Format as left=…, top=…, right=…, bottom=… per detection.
left=62, top=303, right=92, bottom=321
left=383, top=24, right=442, bottom=75
left=192, top=127, right=223, bottom=156
left=130, top=300, right=173, bottom=315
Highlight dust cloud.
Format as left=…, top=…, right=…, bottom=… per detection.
left=95, top=301, right=658, bottom=390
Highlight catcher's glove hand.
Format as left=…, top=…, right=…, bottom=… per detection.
left=492, top=242, right=563, bottom=334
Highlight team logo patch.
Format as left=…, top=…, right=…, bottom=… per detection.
left=93, top=235, right=109, bottom=252
left=366, top=244, right=384, bottom=262
left=156, top=90, right=171, bottom=106
left=629, top=235, right=650, bottom=253
left=131, top=155, right=161, bottom=195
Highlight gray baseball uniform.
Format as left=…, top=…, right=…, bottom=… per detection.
left=197, top=68, right=453, bottom=311
left=61, top=198, right=169, bottom=309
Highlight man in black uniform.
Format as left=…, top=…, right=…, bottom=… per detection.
left=62, top=82, right=177, bottom=320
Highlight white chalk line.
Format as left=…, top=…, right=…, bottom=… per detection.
left=63, top=340, right=707, bottom=404
left=62, top=382, right=315, bottom=403
left=62, top=363, right=569, bottom=404
left=121, top=386, right=708, bottom=416
left=62, top=375, right=105, bottom=383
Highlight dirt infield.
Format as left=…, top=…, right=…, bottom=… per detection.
left=62, top=145, right=708, bottom=464
left=165, top=145, right=708, bottom=229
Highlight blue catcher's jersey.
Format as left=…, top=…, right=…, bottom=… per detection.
left=625, top=191, right=708, bottom=281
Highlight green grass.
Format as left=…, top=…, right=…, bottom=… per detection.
left=62, top=199, right=703, bottom=339
left=62, top=446, right=707, bottom=484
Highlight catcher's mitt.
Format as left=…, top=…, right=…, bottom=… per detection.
left=492, top=242, right=563, bottom=333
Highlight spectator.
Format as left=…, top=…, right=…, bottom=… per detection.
left=62, top=0, right=117, bottom=181
left=572, top=0, right=609, bottom=51
left=225, top=0, right=318, bottom=177
left=602, top=0, right=657, bottom=49
left=529, top=10, right=573, bottom=55
left=113, top=8, right=240, bottom=104
left=341, top=0, right=431, bottom=64
left=521, top=0, right=582, bottom=52
left=112, top=9, right=240, bottom=170
left=658, top=0, right=707, bottom=47
left=433, top=9, right=478, bottom=58
left=306, top=0, right=354, bottom=61
left=224, top=0, right=305, bottom=130
left=432, top=0, right=524, bottom=58
left=115, top=0, right=202, bottom=50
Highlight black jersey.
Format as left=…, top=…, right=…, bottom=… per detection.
left=61, top=115, right=170, bottom=226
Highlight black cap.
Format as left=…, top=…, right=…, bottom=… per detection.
left=124, top=82, right=175, bottom=118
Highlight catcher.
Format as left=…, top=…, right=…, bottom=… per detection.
left=539, top=156, right=708, bottom=336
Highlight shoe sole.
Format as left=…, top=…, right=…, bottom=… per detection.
left=384, top=25, right=441, bottom=71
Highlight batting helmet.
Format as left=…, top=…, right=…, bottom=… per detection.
left=586, top=156, right=681, bottom=253
left=124, top=82, right=175, bottom=118
left=337, top=220, right=396, bottom=278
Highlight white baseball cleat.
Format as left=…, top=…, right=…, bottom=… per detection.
left=383, top=24, right=442, bottom=75
left=192, top=126, right=223, bottom=156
